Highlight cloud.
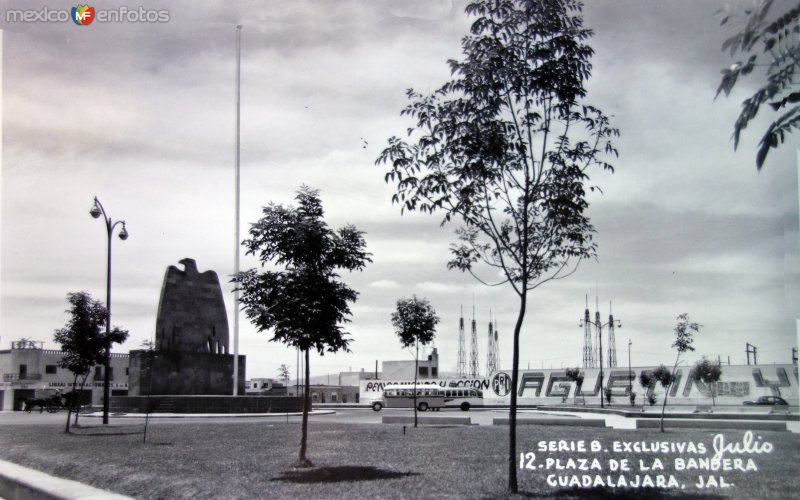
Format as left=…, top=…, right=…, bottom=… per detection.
left=2, top=0, right=797, bottom=380
left=367, top=279, right=401, bottom=289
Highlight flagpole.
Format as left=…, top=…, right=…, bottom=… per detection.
left=232, top=24, right=242, bottom=396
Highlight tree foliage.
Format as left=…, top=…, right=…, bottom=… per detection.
left=376, top=0, right=617, bottom=492
left=565, top=367, right=584, bottom=403
left=278, top=364, right=291, bottom=386
left=652, top=364, right=674, bottom=389
left=391, top=295, right=440, bottom=349
left=716, top=0, right=800, bottom=169
left=53, top=291, right=128, bottom=433
left=234, top=185, right=371, bottom=466
left=690, top=357, right=723, bottom=406
left=391, top=295, right=440, bottom=427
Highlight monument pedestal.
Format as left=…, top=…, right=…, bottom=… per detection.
left=128, top=350, right=245, bottom=396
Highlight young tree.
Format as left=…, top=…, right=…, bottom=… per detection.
left=277, top=364, right=291, bottom=388
left=234, top=186, right=371, bottom=467
left=715, top=0, right=800, bottom=169
left=690, top=357, right=723, bottom=407
left=639, top=370, right=657, bottom=408
left=140, top=339, right=158, bottom=444
left=376, top=0, right=618, bottom=492
left=658, top=314, right=699, bottom=432
left=53, top=292, right=128, bottom=433
left=390, top=295, right=440, bottom=427
left=565, top=367, right=584, bottom=404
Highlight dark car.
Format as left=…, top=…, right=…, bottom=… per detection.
left=743, top=396, right=788, bottom=406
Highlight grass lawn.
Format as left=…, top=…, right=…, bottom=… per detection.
left=0, top=419, right=797, bottom=499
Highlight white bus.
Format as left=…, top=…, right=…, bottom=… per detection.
left=442, top=387, right=484, bottom=411
left=370, top=385, right=445, bottom=412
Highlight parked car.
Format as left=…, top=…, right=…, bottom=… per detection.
left=743, top=396, right=788, bottom=406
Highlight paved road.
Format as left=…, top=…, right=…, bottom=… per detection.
left=4, top=408, right=796, bottom=432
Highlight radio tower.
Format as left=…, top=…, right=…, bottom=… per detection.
left=582, top=295, right=594, bottom=367
left=486, top=311, right=498, bottom=375
left=469, top=305, right=480, bottom=377
left=494, top=317, right=500, bottom=371
left=607, top=302, right=618, bottom=368
left=595, top=296, right=603, bottom=370
left=456, top=306, right=467, bottom=378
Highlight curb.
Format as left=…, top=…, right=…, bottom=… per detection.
left=81, top=410, right=336, bottom=419
left=493, top=417, right=606, bottom=427
left=382, top=415, right=472, bottom=425
left=635, top=418, right=787, bottom=431
left=0, top=459, right=132, bottom=500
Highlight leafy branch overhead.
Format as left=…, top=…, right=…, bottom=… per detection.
left=377, top=0, right=619, bottom=297
left=716, top=0, right=800, bottom=169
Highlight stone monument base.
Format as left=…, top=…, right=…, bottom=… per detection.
left=128, top=350, right=246, bottom=396
left=111, top=395, right=303, bottom=414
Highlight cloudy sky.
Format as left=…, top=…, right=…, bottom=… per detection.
left=1, top=0, right=798, bottom=380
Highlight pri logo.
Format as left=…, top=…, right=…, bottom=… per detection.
left=492, top=371, right=512, bottom=397
left=71, top=4, right=95, bottom=25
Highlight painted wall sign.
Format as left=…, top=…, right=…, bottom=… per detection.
left=359, top=364, right=799, bottom=405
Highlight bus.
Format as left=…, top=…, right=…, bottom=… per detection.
left=370, top=384, right=445, bottom=412
left=441, top=387, right=484, bottom=411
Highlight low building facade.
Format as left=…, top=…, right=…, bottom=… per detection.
left=382, top=348, right=439, bottom=380
left=0, top=340, right=129, bottom=411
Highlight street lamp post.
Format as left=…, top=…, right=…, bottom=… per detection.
left=628, top=339, right=633, bottom=406
left=89, top=197, right=128, bottom=425
left=580, top=313, right=621, bottom=409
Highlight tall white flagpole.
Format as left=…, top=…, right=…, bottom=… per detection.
left=233, top=24, right=242, bottom=395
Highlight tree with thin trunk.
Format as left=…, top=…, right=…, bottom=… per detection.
left=377, top=0, right=618, bottom=493
left=565, top=367, right=584, bottom=405
left=53, top=292, right=128, bottom=433
left=234, top=186, right=371, bottom=467
left=141, top=339, right=156, bottom=444
left=658, top=313, right=699, bottom=432
left=278, top=364, right=291, bottom=388
left=690, top=357, right=722, bottom=407
left=391, top=295, right=440, bottom=427
left=639, top=370, right=657, bottom=408
left=652, top=364, right=673, bottom=420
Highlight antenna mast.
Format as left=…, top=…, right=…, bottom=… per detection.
left=486, top=310, right=498, bottom=375
left=469, top=304, right=479, bottom=377
left=582, top=294, right=594, bottom=367
left=457, top=305, right=467, bottom=378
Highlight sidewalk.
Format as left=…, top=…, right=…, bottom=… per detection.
left=0, top=459, right=132, bottom=500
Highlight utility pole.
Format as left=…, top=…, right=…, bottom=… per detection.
left=627, top=339, right=632, bottom=405
left=607, top=302, right=618, bottom=367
